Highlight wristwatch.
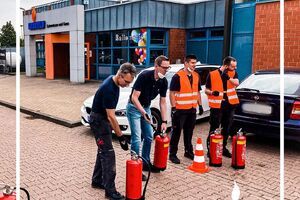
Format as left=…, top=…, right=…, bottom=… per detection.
left=162, top=120, right=167, bottom=124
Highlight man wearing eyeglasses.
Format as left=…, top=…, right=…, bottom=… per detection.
left=90, top=63, right=136, bottom=200
left=127, top=55, right=169, bottom=179
left=169, top=54, right=203, bottom=164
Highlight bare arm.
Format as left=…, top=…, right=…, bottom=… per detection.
left=169, top=91, right=176, bottom=107
left=197, top=91, right=202, bottom=105
left=131, top=89, right=146, bottom=115
left=159, top=97, right=167, bottom=121
left=229, top=78, right=239, bottom=87
left=106, top=109, right=123, bottom=137
left=205, top=88, right=213, bottom=96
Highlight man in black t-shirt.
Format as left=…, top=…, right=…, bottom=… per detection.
left=205, top=56, right=240, bottom=159
left=90, top=63, right=136, bottom=200
left=127, top=55, right=169, bottom=177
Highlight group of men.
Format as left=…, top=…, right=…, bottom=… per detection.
left=89, top=55, right=239, bottom=200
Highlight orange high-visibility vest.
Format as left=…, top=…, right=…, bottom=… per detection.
left=208, top=69, right=239, bottom=108
left=174, top=70, right=199, bottom=110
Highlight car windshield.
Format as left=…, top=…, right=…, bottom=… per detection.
left=166, top=71, right=176, bottom=88
left=238, top=74, right=300, bottom=96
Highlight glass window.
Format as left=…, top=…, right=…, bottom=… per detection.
left=211, top=30, right=224, bottom=37
left=98, top=49, right=111, bottom=64
left=129, top=29, right=147, bottom=47
left=130, top=48, right=146, bottom=65
left=98, top=32, right=111, bottom=47
left=151, top=30, right=165, bottom=45
left=113, top=30, right=129, bottom=47
left=190, top=31, right=206, bottom=39
left=149, top=49, right=164, bottom=64
left=113, top=49, right=128, bottom=64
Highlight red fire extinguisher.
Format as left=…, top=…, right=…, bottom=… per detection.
left=232, top=129, right=246, bottom=169
left=209, top=128, right=223, bottom=167
left=126, top=152, right=150, bottom=200
left=0, top=184, right=30, bottom=200
left=153, top=131, right=170, bottom=171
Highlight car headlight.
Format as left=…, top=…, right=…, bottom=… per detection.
left=115, top=109, right=126, bottom=116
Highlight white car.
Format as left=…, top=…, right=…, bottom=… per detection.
left=81, top=63, right=219, bottom=135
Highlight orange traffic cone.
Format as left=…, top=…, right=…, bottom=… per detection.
left=188, top=138, right=210, bottom=173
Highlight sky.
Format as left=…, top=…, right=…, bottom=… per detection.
left=0, top=0, right=204, bottom=32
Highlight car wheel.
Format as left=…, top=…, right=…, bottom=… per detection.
left=151, top=109, right=162, bottom=131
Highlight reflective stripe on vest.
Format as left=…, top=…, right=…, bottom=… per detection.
left=175, top=70, right=199, bottom=110
left=207, top=69, right=239, bottom=108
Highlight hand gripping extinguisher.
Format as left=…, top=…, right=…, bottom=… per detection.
left=231, top=129, right=246, bottom=169
left=153, top=130, right=170, bottom=171
left=209, top=128, right=223, bottom=167
left=126, top=151, right=150, bottom=200
left=0, top=183, right=30, bottom=200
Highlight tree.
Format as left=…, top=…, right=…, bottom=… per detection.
left=0, top=21, right=16, bottom=47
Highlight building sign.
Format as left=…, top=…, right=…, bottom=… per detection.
left=115, top=34, right=128, bottom=41
left=47, top=22, right=69, bottom=28
left=28, top=21, right=46, bottom=30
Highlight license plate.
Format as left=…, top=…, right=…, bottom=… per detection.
left=242, top=103, right=272, bottom=115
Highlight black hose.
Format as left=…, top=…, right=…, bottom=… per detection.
left=13, top=187, right=30, bottom=200
left=138, top=156, right=151, bottom=200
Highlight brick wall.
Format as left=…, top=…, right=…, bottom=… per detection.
left=253, top=1, right=300, bottom=72
left=253, top=2, right=280, bottom=72
left=284, top=0, right=300, bottom=68
left=168, top=29, right=186, bottom=64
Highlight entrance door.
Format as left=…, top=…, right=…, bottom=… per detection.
left=231, top=2, right=256, bottom=80
left=84, top=43, right=90, bottom=80
left=53, top=43, right=70, bottom=78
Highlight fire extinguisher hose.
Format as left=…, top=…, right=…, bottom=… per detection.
left=138, top=156, right=151, bottom=200
left=13, top=187, right=30, bottom=200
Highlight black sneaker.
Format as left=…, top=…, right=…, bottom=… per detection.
left=143, top=163, right=161, bottom=173
left=169, top=155, right=181, bottom=164
left=105, top=191, right=125, bottom=200
left=184, top=152, right=194, bottom=160
left=91, top=182, right=104, bottom=189
left=142, top=173, right=147, bottom=181
left=223, top=148, right=232, bottom=158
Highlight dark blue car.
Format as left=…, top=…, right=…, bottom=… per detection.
left=233, top=69, right=300, bottom=142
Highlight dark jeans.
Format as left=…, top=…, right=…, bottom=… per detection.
left=169, top=111, right=196, bottom=157
left=90, top=112, right=116, bottom=194
left=207, top=101, right=236, bottom=152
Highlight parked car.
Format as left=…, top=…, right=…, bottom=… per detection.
left=81, top=63, right=219, bottom=135
left=233, top=68, right=300, bottom=142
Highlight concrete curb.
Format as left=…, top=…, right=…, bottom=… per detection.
left=0, top=100, right=82, bottom=128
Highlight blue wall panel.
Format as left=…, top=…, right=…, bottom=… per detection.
left=205, top=2, right=215, bottom=27
left=91, top=10, right=97, bottom=32
left=85, top=0, right=225, bottom=32
left=232, top=6, right=255, bottom=34
left=140, top=2, right=148, bottom=27
left=124, top=4, right=132, bottom=28
left=110, top=7, right=117, bottom=30
left=215, top=0, right=225, bottom=26
left=132, top=3, right=140, bottom=28
left=156, top=2, right=164, bottom=26
left=117, top=6, right=124, bottom=29
left=97, top=9, right=104, bottom=31
left=186, top=5, right=195, bottom=28
left=104, top=9, right=110, bottom=31
left=195, top=4, right=205, bottom=28
left=85, top=11, right=92, bottom=32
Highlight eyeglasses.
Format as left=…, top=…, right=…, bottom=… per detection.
left=159, top=65, right=171, bottom=72
left=120, top=74, right=132, bottom=84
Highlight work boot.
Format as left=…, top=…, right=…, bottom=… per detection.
left=169, top=155, right=180, bottom=164
left=184, top=151, right=194, bottom=160
left=105, top=191, right=125, bottom=200
left=142, top=163, right=161, bottom=173
left=223, top=148, right=232, bottom=158
left=91, top=182, right=105, bottom=189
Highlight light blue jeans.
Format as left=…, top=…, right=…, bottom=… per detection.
left=126, top=103, right=153, bottom=163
